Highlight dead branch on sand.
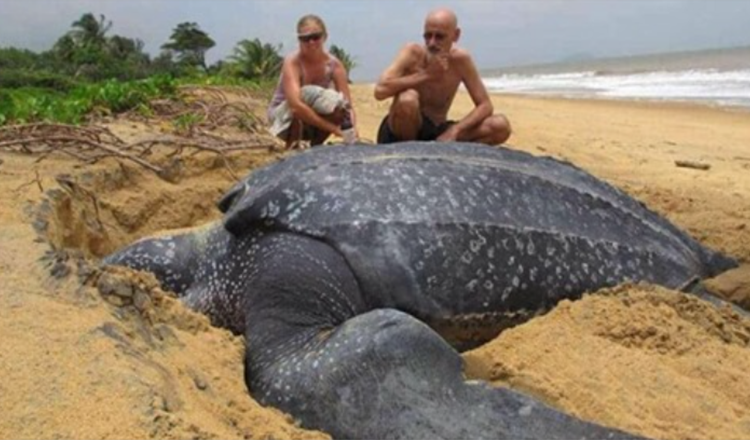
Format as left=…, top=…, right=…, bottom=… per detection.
left=675, top=160, right=711, bottom=171
left=0, top=123, right=280, bottom=181
left=124, top=85, right=269, bottom=136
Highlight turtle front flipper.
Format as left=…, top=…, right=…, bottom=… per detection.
left=242, top=234, right=648, bottom=440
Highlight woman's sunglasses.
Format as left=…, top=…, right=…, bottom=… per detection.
left=298, top=32, right=324, bottom=43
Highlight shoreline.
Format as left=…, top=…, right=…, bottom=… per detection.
left=488, top=91, right=750, bottom=115
left=353, top=82, right=750, bottom=115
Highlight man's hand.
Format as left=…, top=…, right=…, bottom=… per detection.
left=436, top=124, right=460, bottom=142
left=424, top=52, right=449, bottom=80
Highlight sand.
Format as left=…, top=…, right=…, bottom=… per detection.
left=1, top=85, right=749, bottom=440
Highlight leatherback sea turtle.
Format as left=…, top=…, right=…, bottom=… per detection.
left=105, top=142, right=735, bottom=439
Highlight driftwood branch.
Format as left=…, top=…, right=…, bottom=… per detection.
left=121, top=86, right=268, bottom=136
left=675, top=160, right=711, bottom=171
left=0, top=87, right=283, bottom=181
left=0, top=136, right=163, bottom=173
left=0, top=123, right=281, bottom=181
left=0, top=122, right=125, bottom=145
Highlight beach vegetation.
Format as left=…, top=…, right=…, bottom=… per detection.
left=0, top=76, right=177, bottom=124
left=229, top=39, right=283, bottom=81
left=0, top=11, right=359, bottom=126
left=329, top=45, right=357, bottom=83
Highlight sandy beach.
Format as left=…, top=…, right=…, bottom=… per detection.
left=1, top=84, right=749, bottom=440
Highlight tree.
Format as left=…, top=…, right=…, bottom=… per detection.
left=51, top=34, right=77, bottom=63
left=161, top=22, right=215, bottom=71
left=104, top=35, right=151, bottom=79
left=0, top=47, right=42, bottom=69
left=107, top=36, right=142, bottom=59
left=151, top=51, right=178, bottom=76
left=50, top=13, right=114, bottom=78
left=107, top=36, right=149, bottom=67
left=2, top=12, right=157, bottom=83
left=329, top=45, right=357, bottom=83
left=229, top=38, right=282, bottom=80
left=70, top=13, right=112, bottom=49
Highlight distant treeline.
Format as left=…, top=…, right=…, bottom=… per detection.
left=0, top=12, right=357, bottom=88
left=0, top=12, right=357, bottom=125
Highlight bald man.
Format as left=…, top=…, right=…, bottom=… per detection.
left=374, top=8, right=511, bottom=145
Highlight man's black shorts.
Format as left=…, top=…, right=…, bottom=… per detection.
left=377, top=114, right=456, bottom=143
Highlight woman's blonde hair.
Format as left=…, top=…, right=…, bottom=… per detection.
left=297, top=14, right=327, bottom=35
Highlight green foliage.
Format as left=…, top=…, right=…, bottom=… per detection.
left=0, top=76, right=178, bottom=125
left=60, top=13, right=113, bottom=78
left=162, top=22, right=216, bottom=71
left=0, top=92, right=15, bottom=125
left=41, top=12, right=159, bottom=81
left=70, top=13, right=112, bottom=48
left=86, top=77, right=168, bottom=112
left=229, top=39, right=283, bottom=80
left=52, top=35, right=77, bottom=64
left=0, top=69, right=78, bottom=91
left=173, top=112, right=204, bottom=134
left=329, top=45, right=358, bottom=83
left=0, top=11, right=293, bottom=126
left=107, top=35, right=147, bottom=62
left=149, top=51, right=180, bottom=76
left=0, top=88, right=87, bottom=124
left=0, top=12, right=295, bottom=85
left=0, top=47, right=43, bottom=69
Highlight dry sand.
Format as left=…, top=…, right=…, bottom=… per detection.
left=1, top=85, right=749, bottom=440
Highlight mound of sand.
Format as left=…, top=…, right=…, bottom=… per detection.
left=464, top=284, right=750, bottom=440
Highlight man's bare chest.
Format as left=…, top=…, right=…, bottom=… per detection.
left=416, top=75, right=461, bottom=107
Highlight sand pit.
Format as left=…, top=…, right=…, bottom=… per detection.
left=2, top=85, right=750, bottom=439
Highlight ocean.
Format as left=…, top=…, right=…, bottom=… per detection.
left=481, top=46, right=750, bottom=109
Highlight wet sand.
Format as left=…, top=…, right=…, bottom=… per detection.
left=1, top=85, right=749, bottom=439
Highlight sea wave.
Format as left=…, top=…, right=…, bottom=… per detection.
left=483, top=69, right=750, bottom=107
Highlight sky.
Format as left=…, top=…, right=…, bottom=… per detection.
left=2, top=0, right=750, bottom=81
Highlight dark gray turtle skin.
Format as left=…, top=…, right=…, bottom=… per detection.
left=105, top=142, right=735, bottom=440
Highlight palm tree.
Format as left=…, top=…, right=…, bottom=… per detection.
left=230, top=38, right=283, bottom=80
left=70, top=13, right=112, bottom=48
left=329, top=45, right=357, bottom=83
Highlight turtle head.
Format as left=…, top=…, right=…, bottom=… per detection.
left=102, top=224, right=216, bottom=296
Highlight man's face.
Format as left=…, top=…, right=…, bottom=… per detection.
left=423, top=18, right=456, bottom=54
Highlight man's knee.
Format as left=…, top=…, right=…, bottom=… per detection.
left=392, top=89, right=421, bottom=119
left=383, top=89, right=422, bottom=142
left=487, top=114, right=511, bottom=144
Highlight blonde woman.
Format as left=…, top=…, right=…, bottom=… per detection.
left=268, top=14, right=358, bottom=148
